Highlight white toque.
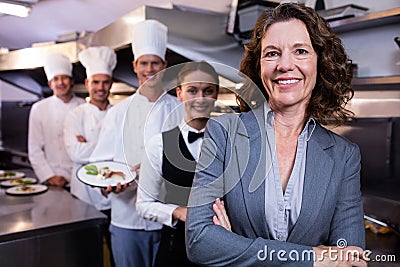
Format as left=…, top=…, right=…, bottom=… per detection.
left=131, top=19, right=168, bottom=61
left=44, top=53, right=72, bottom=81
left=78, top=46, right=117, bottom=78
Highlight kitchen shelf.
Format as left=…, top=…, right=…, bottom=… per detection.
left=329, top=7, right=400, bottom=33
left=352, top=75, right=400, bottom=90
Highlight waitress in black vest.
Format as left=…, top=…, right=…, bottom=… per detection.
left=136, top=61, right=219, bottom=267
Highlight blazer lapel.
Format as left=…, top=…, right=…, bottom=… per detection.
left=235, top=106, right=270, bottom=238
left=288, top=124, right=334, bottom=243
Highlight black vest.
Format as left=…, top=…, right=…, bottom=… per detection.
left=161, top=126, right=196, bottom=206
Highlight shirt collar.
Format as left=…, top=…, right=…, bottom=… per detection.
left=263, top=102, right=316, bottom=141
left=52, top=94, right=76, bottom=104
left=87, top=102, right=112, bottom=111
left=179, top=120, right=205, bottom=135
left=305, top=118, right=316, bottom=141
left=263, top=102, right=275, bottom=128
left=135, top=88, right=167, bottom=103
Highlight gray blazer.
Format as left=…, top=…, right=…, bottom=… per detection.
left=186, top=105, right=365, bottom=266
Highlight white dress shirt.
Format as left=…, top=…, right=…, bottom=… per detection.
left=137, top=122, right=204, bottom=227
left=89, top=91, right=183, bottom=230
left=64, top=102, right=112, bottom=211
left=28, top=95, right=85, bottom=183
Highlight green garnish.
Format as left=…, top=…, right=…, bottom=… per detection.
left=85, top=165, right=98, bottom=175
left=20, top=179, right=34, bottom=185
left=84, top=165, right=98, bottom=171
left=84, top=165, right=111, bottom=176
left=1, top=171, right=16, bottom=178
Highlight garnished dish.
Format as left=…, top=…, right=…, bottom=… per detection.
left=77, top=161, right=134, bottom=187
left=0, top=177, right=38, bottom=188
left=16, top=185, right=36, bottom=193
left=84, top=164, right=125, bottom=180
left=6, top=184, right=48, bottom=196
left=0, top=170, right=25, bottom=180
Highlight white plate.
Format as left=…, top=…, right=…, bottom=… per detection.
left=0, top=170, right=25, bottom=180
left=6, top=184, right=48, bottom=196
left=77, top=161, right=135, bottom=188
left=0, top=177, right=38, bottom=188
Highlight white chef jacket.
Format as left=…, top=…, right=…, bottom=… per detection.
left=89, top=90, right=183, bottom=230
left=137, top=121, right=204, bottom=227
left=64, top=102, right=112, bottom=211
left=28, top=95, right=85, bottom=183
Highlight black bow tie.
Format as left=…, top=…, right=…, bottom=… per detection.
left=188, top=131, right=204, bottom=143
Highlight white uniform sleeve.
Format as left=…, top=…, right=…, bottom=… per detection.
left=136, top=134, right=178, bottom=227
left=28, top=103, right=55, bottom=182
left=64, top=107, right=96, bottom=164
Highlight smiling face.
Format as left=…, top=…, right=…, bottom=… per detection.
left=133, top=54, right=167, bottom=86
left=86, top=73, right=112, bottom=107
left=176, top=70, right=218, bottom=125
left=48, top=74, right=74, bottom=102
left=260, top=19, right=318, bottom=113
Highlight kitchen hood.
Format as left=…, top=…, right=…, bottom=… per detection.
left=0, top=4, right=245, bottom=94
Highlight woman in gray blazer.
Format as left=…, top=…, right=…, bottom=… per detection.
left=186, top=3, right=366, bottom=267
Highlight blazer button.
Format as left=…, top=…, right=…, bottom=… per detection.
left=277, top=233, right=285, bottom=241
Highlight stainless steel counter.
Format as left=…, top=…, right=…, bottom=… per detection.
left=0, top=168, right=107, bottom=267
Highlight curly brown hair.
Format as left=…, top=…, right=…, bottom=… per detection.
left=238, top=2, right=354, bottom=125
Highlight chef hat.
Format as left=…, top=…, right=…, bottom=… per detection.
left=78, top=46, right=117, bottom=78
left=131, top=20, right=167, bottom=62
left=44, top=53, right=72, bottom=81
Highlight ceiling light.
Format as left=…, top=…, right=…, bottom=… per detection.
left=0, top=1, right=31, bottom=18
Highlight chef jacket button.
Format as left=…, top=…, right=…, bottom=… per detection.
left=279, top=204, right=284, bottom=211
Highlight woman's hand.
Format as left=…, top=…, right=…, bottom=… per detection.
left=212, top=198, right=232, bottom=232
left=313, top=245, right=368, bottom=267
left=172, top=206, right=187, bottom=222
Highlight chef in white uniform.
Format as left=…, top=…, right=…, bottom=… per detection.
left=28, top=53, right=85, bottom=187
left=64, top=46, right=116, bottom=267
left=64, top=46, right=116, bottom=210
left=89, top=20, right=182, bottom=267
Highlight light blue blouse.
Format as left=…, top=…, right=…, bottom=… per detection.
left=263, top=103, right=316, bottom=241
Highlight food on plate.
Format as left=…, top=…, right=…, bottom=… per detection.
left=0, top=171, right=16, bottom=178
left=16, top=185, right=36, bottom=193
left=84, top=164, right=125, bottom=180
left=11, top=178, right=34, bottom=185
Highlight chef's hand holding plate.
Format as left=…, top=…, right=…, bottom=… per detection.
left=103, top=163, right=140, bottom=194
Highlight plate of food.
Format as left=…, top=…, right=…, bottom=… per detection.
left=0, top=170, right=25, bottom=180
left=5, top=184, right=48, bottom=196
left=0, top=177, right=38, bottom=188
left=77, top=161, right=135, bottom=188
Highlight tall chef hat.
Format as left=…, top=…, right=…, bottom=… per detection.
left=78, top=46, right=117, bottom=78
left=44, top=53, right=72, bottom=81
left=131, top=20, right=167, bottom=62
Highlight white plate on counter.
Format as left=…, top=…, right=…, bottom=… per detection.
left=6, top=184, right=48, bottom=196
left=0, top=170, right=25, bottom=180
left=77, top=161, right=135, bottom=188
left=0, top=177, right=38, bottom=188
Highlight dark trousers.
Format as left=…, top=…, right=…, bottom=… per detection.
left=154, top=222, right=199, bottom=267
left=100, top=209, right=115, bottom=267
